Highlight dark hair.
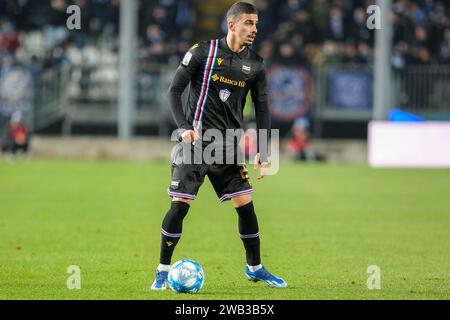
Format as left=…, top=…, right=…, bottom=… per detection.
left=226, top=2, right=258, bottom=22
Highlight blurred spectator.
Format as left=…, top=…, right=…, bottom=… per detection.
left=253, top=0, right=273, bottom=44
left=349, top=7, right=373, bottom=44
left=0, top=22, right=21, bottom=55
left=141, top=24, right=168, bottom=62
left=292, top=9, right=317, bottom=44
left=322, top=40, right=341, bottom=65
left=357, top=42, right=373, bottom=64
left=1, top=111, right=30, bottom=155
left=438, top=28, right=450, bottom=63
left=311, top=0, right=330, bottom=36
left=342, top=41, right=358, bottom=63
left=410, top=0, right=427, bottom=25
left=326, top=6, right=347, bottom=42
left=392, top=41, right=409, bottom=69
left=257, top=40, right=275, bottom=61
left=287, top=117, right=325, bottom=162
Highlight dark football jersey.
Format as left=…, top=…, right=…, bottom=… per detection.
left=179, top=37, right=269, bottom=132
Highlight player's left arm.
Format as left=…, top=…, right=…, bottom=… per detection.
left=250, top=64, right=271, bottom=179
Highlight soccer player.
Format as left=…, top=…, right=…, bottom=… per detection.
left=151, top=2, right=287, bottom=290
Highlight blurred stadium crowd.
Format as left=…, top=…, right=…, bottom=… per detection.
left=0, top=0, right=196, bottom=68
left=1, top=0, right=450, bottom=69
left=1, top=0, right=450, bottom=150
left=249, top=0, right=450, bottom=68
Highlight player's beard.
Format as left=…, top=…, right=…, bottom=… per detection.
left=238, top=32, right=255, bottom=47
left=243, top=38, right=254, bottom=47
left=245, top=34, right=256, bottom=46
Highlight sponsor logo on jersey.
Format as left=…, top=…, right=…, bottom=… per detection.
left=212, top=74, right=245, bottom=88
left=217, top=57, right=223, bottom=66
left=182, top=52, right=192, bottom=66
left=219, top=89, right=231, bottom=102
left=242, top=63, right=251, bottom=74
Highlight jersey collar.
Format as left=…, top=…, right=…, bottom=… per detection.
left=220, top=37, right=248, bottom=59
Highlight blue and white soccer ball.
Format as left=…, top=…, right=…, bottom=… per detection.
left=168, top=259, right=205, bottom=293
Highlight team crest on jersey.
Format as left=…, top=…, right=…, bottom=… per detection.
left=242, top=63, right=251, bottom=74
left=219, top=89, right=231, bottom=102
left=217, top=57, right=223, bottom=66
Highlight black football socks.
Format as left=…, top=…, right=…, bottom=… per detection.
left=235, top=201, right=261, bottom=266
left=159, top=201, right=190, bottom=265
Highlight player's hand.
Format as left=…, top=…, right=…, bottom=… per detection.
left=181, top=127, right=200, bottom=144
left=253, top=153, right=269, bottom=180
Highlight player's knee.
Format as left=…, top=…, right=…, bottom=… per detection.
left=235, top=201, right=256, bottom=219
left=162, top=201, right=191, bottom=232
left=235, top=201, right=259, bottom=235
left=169, top=200, right=190, bottom=219
left=172, top=197, right=192, bottom=205
left=231, top=194, right=252, bottom=208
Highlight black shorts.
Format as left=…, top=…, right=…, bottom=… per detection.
left=167, top=143, right=253, bottom=202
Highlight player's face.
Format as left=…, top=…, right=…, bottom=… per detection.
left=231, top=13, right=258, bottom=46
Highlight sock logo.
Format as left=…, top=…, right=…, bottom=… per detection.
left=166, top=241, right=174, bottom=247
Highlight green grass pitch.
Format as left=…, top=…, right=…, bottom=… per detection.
left=0, top=160, right=449, bottom=300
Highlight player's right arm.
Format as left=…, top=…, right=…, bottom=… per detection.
left=166, top=43, right=204, bottom=143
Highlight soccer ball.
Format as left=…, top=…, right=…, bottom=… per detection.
left=168, top=259, right=205, bottom=293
